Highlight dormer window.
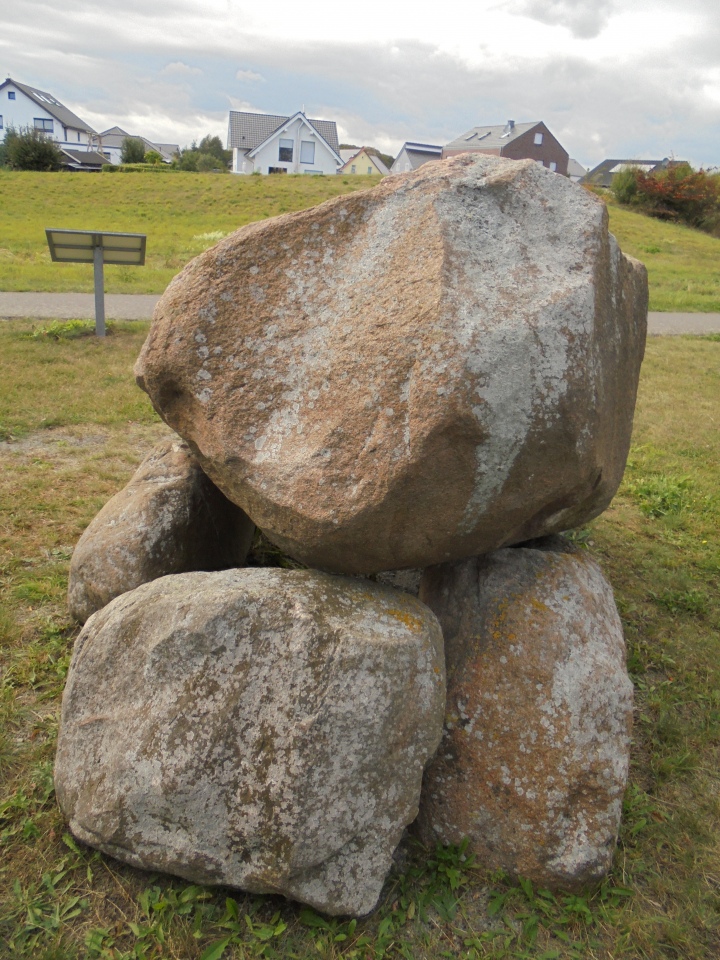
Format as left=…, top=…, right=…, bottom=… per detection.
left=534, top=132, right=543, bottom=145
left=279, top=138, right=293, bottom=162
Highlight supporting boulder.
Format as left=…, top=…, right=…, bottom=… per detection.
left=135, top=153, right=647, bottom=574
left=55, top=568, right=446, bottom=916
left=416, top=539, right=633, bottom=890
left=68, top=438, right=254, bottom=623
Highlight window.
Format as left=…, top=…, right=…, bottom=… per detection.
left=549, top=161, right=557, bottom=172
left=300, top=140, right=315, bottom=164
left=0, top=116, right=3, bottom=130
left=367, top=166, right=373, bottom=174
left=77, top=132, right=81, bottom=142
left=8, top=91, right=15, bottom=100
left=34, top=118, right=54, bottom=132
left=268, top=166, right=287, bottom=174
left=351, top=165, right=356, bottom=174
left=534, top=132, right=543, bottom=145
left=278, top=138, right=293, bottom=162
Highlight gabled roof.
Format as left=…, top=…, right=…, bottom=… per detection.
left=0, top=78, right=95, bottom=133
left=339, top=147, right=389, bottom=175
left=98, top=128, right=178, bottom=161
left=444, top=121, right=539, bottom=154
left=228, top=110, right=340, bottom=155
left=581, top=158, right=670, bottom=188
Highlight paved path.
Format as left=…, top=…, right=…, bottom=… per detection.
left=0, top=292, right=719, bottom=334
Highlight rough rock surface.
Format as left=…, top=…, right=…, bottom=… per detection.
left=416, top=540, right=633, bottom=890
left=55, top=569, right=446, bottom=916
left=68, top=438, right=255, bottom=623
left=135, top=153, right=648, bottom=574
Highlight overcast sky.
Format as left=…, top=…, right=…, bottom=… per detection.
left=2, top=0, right=719, bottom=168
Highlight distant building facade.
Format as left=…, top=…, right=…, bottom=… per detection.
left=581, top=158, right=682, bottom=189
left=443, top=121, right=569, bottom=176
left=227, top=110, right=342, bottom=175
left=97, top=127, right=179, bottom=165
left=390, top=142, right=443, bottom=174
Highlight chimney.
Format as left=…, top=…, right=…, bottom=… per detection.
left=507, top=119, right=515, bottom=132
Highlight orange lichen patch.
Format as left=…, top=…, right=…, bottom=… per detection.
left=385, top=608, right=424, bottom=632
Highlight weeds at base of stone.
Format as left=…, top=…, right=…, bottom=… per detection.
left=28, top=319, right=114, bottom=341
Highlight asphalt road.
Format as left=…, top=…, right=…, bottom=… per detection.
left=0, top=292, right=719, bottom=335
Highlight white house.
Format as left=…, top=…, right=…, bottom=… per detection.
left=390, top=142, right=443, bottom=175
left=227, top=110, right=342, bottom=175
left=97, top=126, right=179, bottom=165
left=0, top=77, right=95, bottom=150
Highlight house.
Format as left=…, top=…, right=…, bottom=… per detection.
left=443, top=121, right=569, bottom=176
left=581, top=158, right=680, bottom=189
left=339, top=147, right=389, bottom=176
left=567, top=158, right=587, bottom=183
left=0, top=77, right=96, bottom=150
left=390, top=142, right=443, bottom=174
left=95, top=126, right=179, bottom=165
left=227, top=110, right=342, bottom=175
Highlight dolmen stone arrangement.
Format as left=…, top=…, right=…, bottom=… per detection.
left=55, top=154, right=648, bottom=917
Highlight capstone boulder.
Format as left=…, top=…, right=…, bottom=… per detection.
left=416, top=539, right=633, bottom=890
left=135, top=154, right=647, bottom=574
left=68, top=438, right=254, bottom=623
left=55, top=568, right=446, bottom=916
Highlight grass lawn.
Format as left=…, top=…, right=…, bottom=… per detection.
left=1, top=321, right=719, bottom=958
left=0, top=169, right=718, bottom=312
left=0, top=170, right=381, bottom=295
left=606, top=202, right=720, bottom=313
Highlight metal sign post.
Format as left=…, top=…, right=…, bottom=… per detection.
left=45, top=229, right=147, bottom=336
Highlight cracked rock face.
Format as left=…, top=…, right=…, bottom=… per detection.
left=416, top=540, right=633, bottom=890
left=67, top=438, right=255, bottom=623
left=135, top=154, right=647, bottom=574
left=55, top=568, right=446, bottom=916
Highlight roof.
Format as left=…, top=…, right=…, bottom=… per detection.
left=397, top=143, right=443, bottom=170
left=227, top=110, right=340, bottom=155
left=1, top=78, right=95, bottom=133
left=98, top=128, right=178, bottom=161
left=581, top=158, right=670, bottom=188
left=59, top=148, right=109, bottom=169
left=444, top=121, right=539, bottom=154
left=567, top=158, right=587, bottom=179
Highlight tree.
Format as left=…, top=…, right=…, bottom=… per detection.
left=198, top=135, right=230, bottom=166
left=144, top=149, right=164, bottom=165
left=5, top=127, right=64, bottom=171
left=121, top=136, right=146, bottom=164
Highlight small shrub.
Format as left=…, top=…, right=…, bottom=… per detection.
left=611, top=165, right=641, bottom=205
left=121, top=136, right=146, bottom=164
left=144, top=149, right=164, bottom=165
left=626, top=474, right=693, bottom=517
left=5, top=127, right=64, bottom=171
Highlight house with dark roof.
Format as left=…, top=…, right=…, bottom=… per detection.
left=390, top=142, right=443, bottom=175
left=0, top=77, right=95, bottom=148
left=581, top=158, right=679, bottom=189
left=444, top=121, right=569, bottom=176
left=97, top=126, right=179, bottom=165
left=227, top=110, right=342, bottom=175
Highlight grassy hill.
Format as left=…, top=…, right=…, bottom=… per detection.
left=0, top=170, right=718, bottom=311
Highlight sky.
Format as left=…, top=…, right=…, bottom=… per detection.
left=2, top=0, right=719, bottom=169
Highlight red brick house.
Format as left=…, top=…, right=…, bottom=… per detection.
left=443, top=120, right=569, bottom=176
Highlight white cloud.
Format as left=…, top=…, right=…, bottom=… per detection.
left=161, top=61, right=203, bottom=77
left=236, top=69, right=264, bottom=82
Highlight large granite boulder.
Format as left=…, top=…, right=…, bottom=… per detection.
left=135, top=154, right=647, bottom=574
left=55, top=569, right=446, bottom=916
left=68, top=438, right=254, bottom=623
left=416, top=540, right=633, bottom=890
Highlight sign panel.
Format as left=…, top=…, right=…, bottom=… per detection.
left=45, top=229, right=146, bottom=265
